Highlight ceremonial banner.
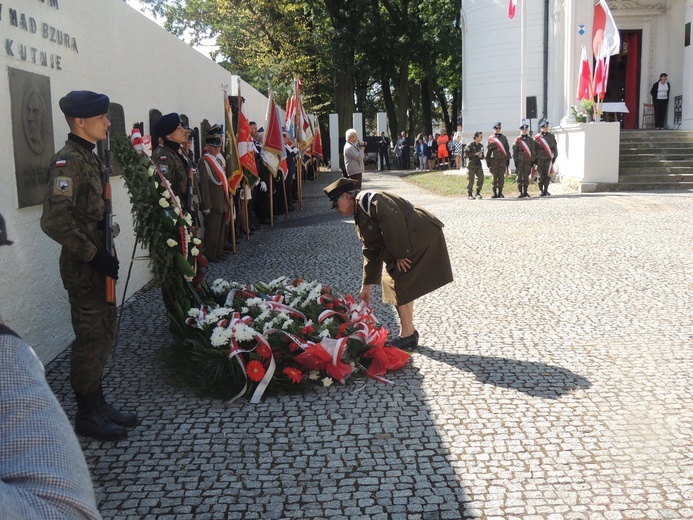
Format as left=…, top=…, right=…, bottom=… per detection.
left=238, top=109, right=259, bottom=187
left=312, top=118, right=324, bottom=161
left=260, top=92, right=283, bottom=177
left=577, top=45, right=592, bottom=101
left=224, top=93, right=243, bottom=195
left=593, top=0, right=620, bottom=57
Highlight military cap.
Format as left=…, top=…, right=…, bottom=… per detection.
left=324, top=178, right=359, bottom=208
left=154, top=113, right=183, bottom=137
left=205, top=135, right=222, bottom=147
left=519, top=123, right=529, bottom=130
left=59, top=90, right=109, bottom=118
left=539, top=119, right=550, bottom=128
left=493, top=122, right=502, bottom=129
left=208, top=124, right=223, bottom=135
left=0, top=213, right=13, bottom=247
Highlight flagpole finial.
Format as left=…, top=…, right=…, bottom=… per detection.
left=221, top=82, right=228, bottom=91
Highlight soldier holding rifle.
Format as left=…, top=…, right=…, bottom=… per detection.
left=41, top=90, right=138, bottom=442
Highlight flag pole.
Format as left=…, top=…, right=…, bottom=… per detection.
left=238, top=78, right=250, bottom=240
left=294, top=78, right=303, bottom=209
left=267, top=85, right=275, bottom=228
left=520, top=0, right=526, bottom=125
left=223, top=87, right=237, bottom=254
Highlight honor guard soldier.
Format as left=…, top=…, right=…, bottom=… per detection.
left=534, top=119, right=558, bottom=196
left=485, top=122, right=510, bottom=198
left=464, top=131, right=485, bottom=199
left=152, top=113, right=189, bottom=206
left=41, top=90, right=138, bottom=441
left=512, top=123, right=536, bottom=198
left=198, top=135, right=230, bottom=262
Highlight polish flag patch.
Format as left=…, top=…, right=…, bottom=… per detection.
left=55, top=159, right=67, bottom=168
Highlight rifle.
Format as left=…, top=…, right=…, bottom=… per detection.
left=103, top=132, right=116, bottom=305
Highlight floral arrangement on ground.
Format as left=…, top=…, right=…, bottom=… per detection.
left=168, top=276, right=411, bottom=402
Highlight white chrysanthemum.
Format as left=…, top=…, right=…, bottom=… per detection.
left=282, top=319, right=293, bottom=330
left=245, top=297, right=264, bottom=307
left=159, top=198, right=170, bottom=208
left=321, top=377, right=333, bottom=387
left=257, top=309, right=272, bottom=322
left=210, top=327, right=230, bottom=347
left=166, top=238, right=177, bottom=247
left=323, top=317, right=334, bottom=327
left=308, top=371, right=320, bottom=380
left=188, top=308, right=200, bottom=317
left=232, top=322, right=255, bottom=342
left=267, top=276, right=288, bottom=289
left=319, top=329, right=331, bottom=338
left=241, top=307, right=249, bottom=314
left=191, top=247, right=199, bottom=257
left=305, top=319, right=313, bottom=327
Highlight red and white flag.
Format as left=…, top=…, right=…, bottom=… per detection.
left=237, top=108, right=259, bottom=187
left=593, top=44, right=608, bottom=100
left=577, top=44, right=593, bottom=101
left=508, top=0, right=517, bottom=20
left=312, top=118, right=323, bottom=161
left=593, top=0, right=620, bottom=57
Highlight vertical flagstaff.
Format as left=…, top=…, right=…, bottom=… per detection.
left=238, top=77, right=250, bottom=240
left=520, top=0, right=526, bottom=124
left=294, top=78, right=303, bottom=209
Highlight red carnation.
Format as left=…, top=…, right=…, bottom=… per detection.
left=197, top=254, right=208, bottom=268
left=301, top=325, right=315, bottom=336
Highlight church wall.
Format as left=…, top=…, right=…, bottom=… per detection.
left=461, top=0, right=547, bottom=141
left=0, top=0, right=269, bottom=362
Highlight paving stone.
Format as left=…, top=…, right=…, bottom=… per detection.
left=44, top=171, right=693, bottom=518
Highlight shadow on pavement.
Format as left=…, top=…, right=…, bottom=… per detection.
left=416, top=345, right=591, bottom=399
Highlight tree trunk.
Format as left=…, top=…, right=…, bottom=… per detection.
left=382, top=76, right=398, bottom=140
left=333, top=60, right=355, bottom=138
left=396, top=46, right=411, bottom=136
left=421, top=77, right=433, bottom=136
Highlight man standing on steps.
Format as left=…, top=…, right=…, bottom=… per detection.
left=486, top=122, right=510, bottom=198
left=41, top=90, right=139, bottom=442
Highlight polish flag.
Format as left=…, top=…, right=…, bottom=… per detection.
left=508, top=0, right=517, bottom=20
left=577, top=45, right=592, bottom=101
left=593, top=0, right=620, bottom=57
left=593, top=44, right=607, bottom=100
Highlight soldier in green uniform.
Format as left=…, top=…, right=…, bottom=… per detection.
left=151, top=113, right=189, bottom=207
left=512, top=123, right=536, bottom=198
left=41, top=90, right=138, bottom=441
left=324, top=178, right=454, bottom=349
left=464, top=131, right=485, bottom=200
left=534, top=119, right=558, bottom=196
left=485, top=122, right=510, bottom=198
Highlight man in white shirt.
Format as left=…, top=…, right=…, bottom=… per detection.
left=343, top=128, right=365, bottom=188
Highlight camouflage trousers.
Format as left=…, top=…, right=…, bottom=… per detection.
left=536, top=158, right=552, bottom=187
left=489, top=159, right=506, bottom=190
left=466, top=165, right=484, bottom=193
left=515, top=161, right=532, bottom=189
left=68, top=295, right=116, bottom=395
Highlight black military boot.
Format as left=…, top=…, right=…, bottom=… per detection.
left=518, top=188, right=524, bottom=198
left=97, top=385, right=139, bottom=428
left=524, top=186, right=530, bottom=197
left=75, top=392, right=127, bottom=441
left=544, top=182, right=551, bottom=196
left=491, top=188, right=498, bottom=199
left=498, top=188, right=505, bottom=198
left=468, top=191, right=475, bottom=200
left=475, top=190, right=482, bottom=199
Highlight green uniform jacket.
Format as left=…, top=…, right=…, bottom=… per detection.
left=534, top=132, right=558, bottom=161
left=355, top=191, right=453, bottom=306
left=41, top=140, right=108, bottom=298
left=512, top=134, right=537, bottom=165
left=152, top=143, right=188, bottom=200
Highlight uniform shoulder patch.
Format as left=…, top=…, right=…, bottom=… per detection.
left=160, top=155, right=168, bottom=161
left=53, top=176, right=73, bottom=197
left=55, top=159, right=67, bottom=168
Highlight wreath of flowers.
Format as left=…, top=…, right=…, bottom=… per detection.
left=114, top=136, right=410, bottom=401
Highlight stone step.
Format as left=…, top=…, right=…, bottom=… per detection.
left=619, top=173, right=693, bottom=183
left=619, top=168, right=693, bottom=177
left=620, top=160, right=693, bottom=168
left=592, top=181, right=693, bottom=192
left=620, top=145, right=693, bottom=152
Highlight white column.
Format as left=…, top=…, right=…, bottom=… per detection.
left=352, top=113, right=364, bottom=140
left=376, top=112, right=387, bottom=170
left=329, top=113, right=340, bottom=172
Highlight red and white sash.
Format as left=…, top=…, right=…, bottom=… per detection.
left=515, top=137, right=533, bottom=161
left=488, top=136, right=508, bottom=159
left=202, top=153, right=230, bottom=205
left=534, top=135, right=554, bottom=174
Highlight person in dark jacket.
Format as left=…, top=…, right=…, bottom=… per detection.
left=650, top=73, right=670, bottom=129
left=324, top=178, right=453, bottom=349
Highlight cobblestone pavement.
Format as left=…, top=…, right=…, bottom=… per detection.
left=45, top=170, right=693, bottom=520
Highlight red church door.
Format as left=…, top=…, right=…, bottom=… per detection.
left=605, top=30, right=642, bottom=128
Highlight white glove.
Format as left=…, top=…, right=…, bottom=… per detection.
left=203, top=209, right=210, bottom=215
left=259, top=181, right=268, bottom=192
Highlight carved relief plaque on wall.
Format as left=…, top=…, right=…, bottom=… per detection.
left=9, top=68, right=55, bottom=208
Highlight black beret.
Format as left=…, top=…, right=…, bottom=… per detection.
left=59, top=90, right=109, bottom=118
left=154, top=113, right=182, bottom=137
left=324, top=178, right=359, bottom=208
left=205, top=136, right=222, bottom=147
